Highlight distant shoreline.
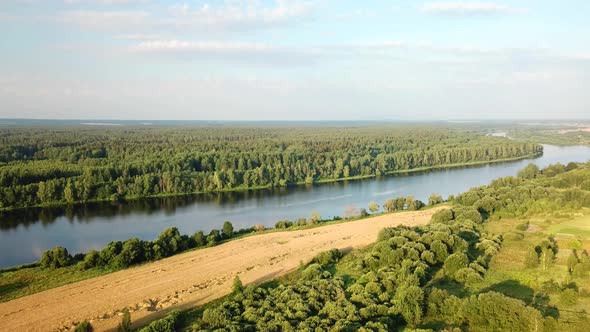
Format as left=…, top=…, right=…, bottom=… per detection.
left=0, top=152, right=542, bottom=213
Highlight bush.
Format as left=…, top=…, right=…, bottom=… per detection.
left=515, top=221, right=529, bottom=231
left=74, top=321, right=93, bottom=332
left=431, top=209, right=453, bottom=223
left=41, top=246, right=72, bottom=269
left=275, top=220, right=293, bottom=229
left=313, top=249, right=342, bottom=266
left=138, top=310, right=182, bottom=332
left=80, top=250, right=102, bottom=270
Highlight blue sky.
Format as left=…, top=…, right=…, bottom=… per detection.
left=1, top=0, right=589, bottom=120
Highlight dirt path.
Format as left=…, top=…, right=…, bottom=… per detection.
left=0, top=208, right=443, bottom=332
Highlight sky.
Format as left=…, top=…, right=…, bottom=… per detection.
left=0, top=0, right=589, bottom=120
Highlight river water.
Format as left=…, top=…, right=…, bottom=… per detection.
left=0, top=144, right=588, bottom=268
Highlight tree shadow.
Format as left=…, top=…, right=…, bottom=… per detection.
left=480, top=279, right=559, bottom=319
left=0, top=280, right=29, bottom=299
left=480, top=279, right=535, bottom=304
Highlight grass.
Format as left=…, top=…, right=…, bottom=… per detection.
left=548, top=215, right=590, bottom=238
left=0, top=265, right=116, bottom=302
left=470, top=211, right=590, bottom=330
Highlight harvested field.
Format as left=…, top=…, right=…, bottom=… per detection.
left=0, top=208, right=443, bottom=331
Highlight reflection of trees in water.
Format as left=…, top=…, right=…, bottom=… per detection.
left=0, top=185, right=294, bottom=231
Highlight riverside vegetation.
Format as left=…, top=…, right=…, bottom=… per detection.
left=0, top=126, right=541, bottom=210
left=0, top=195, right=429, bottom=302
left=125, top=161, right=590, bottom=331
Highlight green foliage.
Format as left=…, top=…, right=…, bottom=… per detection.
left=74, top=321, right=93, bottom=332
left=459, top=291, right=543, bottom=332
left=222, top=221, right=234, bottom=239
left=524, top=246, right=540, bottom=268
left=313, top=248, right=343, bottom=266
left=368, top=201, right=380, bottom=213
left=428, top=193, right=444, bottom=206
left=232, top=276, right=243, bottom=294
left=517, top=163, right=540, bottom=179
left=117, top=309, right=132, bottom=332
left=138, top=310, right=182, bottom=332
left=40, top=246, right=72, bottom=269
left=190, top=204, right=503, bottom=331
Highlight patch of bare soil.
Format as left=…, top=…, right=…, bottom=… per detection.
left=0, top=208, right=444, bottom=332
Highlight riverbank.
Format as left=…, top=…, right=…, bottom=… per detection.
left=0, top=152, right=542, bottom=213
left=0, top=207, right=444, bottom=331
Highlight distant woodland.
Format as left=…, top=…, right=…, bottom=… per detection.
left=0, top=126, right=541, bottom=210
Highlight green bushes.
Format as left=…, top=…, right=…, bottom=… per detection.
left=40, top=246, right=71, bottom=269
left=138, top=310, right=182, bottom=332
left=313, top=248, right=342, bottom=266
left=190, top=206, right=504, bottom=331
left=41, top=221, right=246, bottom=271
left=74, top=321, right=93, bottom=332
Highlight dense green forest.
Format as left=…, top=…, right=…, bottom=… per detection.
left=0, top=126, right=541, bottom=210
left=134, top=161, right=590, bottom=331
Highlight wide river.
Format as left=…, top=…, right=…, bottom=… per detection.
left=1, top=144, right=589, bottom=268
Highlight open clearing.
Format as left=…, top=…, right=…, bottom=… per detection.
left=0, top=208, right=443, bottom=332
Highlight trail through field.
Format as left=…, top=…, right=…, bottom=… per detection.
left=0, top=208, right=443, bottom=332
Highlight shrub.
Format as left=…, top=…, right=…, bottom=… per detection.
left=41, top=246, right=72, bottom=269
left=138, top=310, right=182, bottom=332
left=80, top=250, right=102, bottom=270
left=313, top=249, right=342, bottom=266
left=431, top=209, right=453, bottom=223
left=74, top=321, right=93, bottom=332
left=275, top=220, right=293, bottom=229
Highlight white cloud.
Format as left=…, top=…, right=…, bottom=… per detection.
left=165, top=0, right=313, bottom=29
left=421, top=2, right=522, bottom=15
left=58, top=10, right=150, bottom=27
left=133, top=40, right=274, bottom=53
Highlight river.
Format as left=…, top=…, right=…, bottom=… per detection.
left=0, top=144, right=589, bottom=268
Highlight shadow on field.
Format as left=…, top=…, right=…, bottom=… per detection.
left=0, top=280, right=28, bottom=299
left=480, top=279, right=560, bottom=319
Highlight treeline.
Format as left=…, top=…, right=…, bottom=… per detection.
left=0, top=126, right=542, bottom=209
left=40, top=221, right=246, bottom=271
left=453, top=161, right=590, bottom=217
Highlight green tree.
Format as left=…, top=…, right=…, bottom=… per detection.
left=384, top=199, right=396, bottom=212
left=222, top=221, right=234, bottom=239
left=232, top=275, right=244, bottom=294
left=368, top=201, right=380, bottom=213
left=567, top=251, right=579, bottom=273
left=40, top=246, right=72, bottom=269
left=428, top=193, right=443, bottom=206
left=192, top=231, right=206, bottom=247
left=207, top=229, right=221, bottom=246
left=517, top=163, right=540, bottom=179
left=524, top=246, right=539, bottom=268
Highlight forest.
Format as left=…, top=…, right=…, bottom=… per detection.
left=133, top=161, right=590, bottom=331
left=0, top=125, right=541, bottom=210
